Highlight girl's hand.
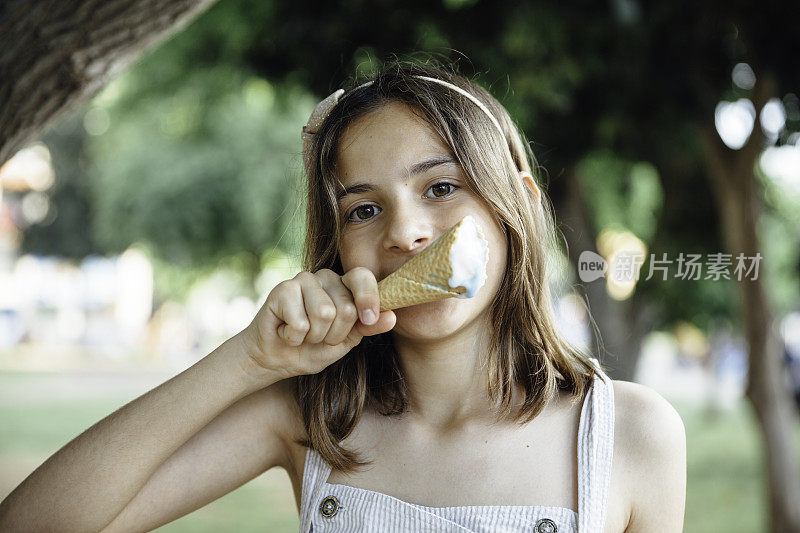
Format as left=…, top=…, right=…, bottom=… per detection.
left=240, top=267, right=396, bottom=380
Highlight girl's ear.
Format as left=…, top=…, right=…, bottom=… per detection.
left=519, top=171, right=541, bottom=203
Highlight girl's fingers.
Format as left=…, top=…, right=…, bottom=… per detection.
left=317, top=273, right=360, bottom=345
left=266, top=267, right=386, bottom=351
left=340, top=267, right=380, bottom=326
left=293, top=272, right=337, bottom=345
left=268, top=281, right=309, bottom=346
left=356, top=310, right=396, bottom=337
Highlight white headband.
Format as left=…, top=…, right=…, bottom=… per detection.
left=301, top=75, right=541, bottom=202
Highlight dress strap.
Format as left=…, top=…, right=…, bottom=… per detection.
left=299, top=447, right=333, bottom=531
left=577, top=357, right=615, bottom=533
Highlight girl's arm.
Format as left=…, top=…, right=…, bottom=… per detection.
left=0, top=333, right=282, bottom=533
left=100, top=374, right=298, bottom=533
left=615, top=381, right=687, bottom=533
left=0, top=266, right=391, bottom=532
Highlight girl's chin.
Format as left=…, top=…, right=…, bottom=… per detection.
left=393, top=297, right=460, bottom=316
left=390, top=298, right=484, bottom=336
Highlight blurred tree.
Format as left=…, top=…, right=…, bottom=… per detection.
left=84, top=63, right=311, bottom=288
left=22, top=112, right=98, bottom=257
left=589, top=4, right=800, bottom=529
left=19, top=42, right=313, bottom=302
left=0, top=0, right=218, bottom=164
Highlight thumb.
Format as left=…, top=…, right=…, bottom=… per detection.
left=355, top=310, right=396, bottom=337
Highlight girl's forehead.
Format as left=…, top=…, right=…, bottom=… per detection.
left=336, top=102, right=452, bottom=179
left=342, top=102, right=439, bottom=144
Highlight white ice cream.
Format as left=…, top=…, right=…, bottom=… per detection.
left=447, top=215, right=489, bottom=298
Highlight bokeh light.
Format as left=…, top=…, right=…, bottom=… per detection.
left=715, top=99, right=756, bottom=149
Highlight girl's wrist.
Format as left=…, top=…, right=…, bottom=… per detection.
left=221, top=331, right=284, bottom=394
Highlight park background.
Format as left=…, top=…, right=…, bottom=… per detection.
left=1, top=0, right=799, bottom=531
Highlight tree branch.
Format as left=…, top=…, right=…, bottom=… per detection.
left=0, top=0, right=219, bottom=164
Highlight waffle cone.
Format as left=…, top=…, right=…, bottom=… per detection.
left=377, top=217, right=487, bottom=311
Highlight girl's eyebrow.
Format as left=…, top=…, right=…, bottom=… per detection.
left=336, top=155, right=457, bottom=202
left=408, top=154, right=457, bottom=175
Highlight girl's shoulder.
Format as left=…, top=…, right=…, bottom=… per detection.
left=610, top=379, right=685, bottom=458
left=610, top=379, right=687, bottom=530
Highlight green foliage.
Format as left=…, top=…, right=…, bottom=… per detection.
left=442, top=0, right=478, bottom=10
left=758, top=165, right=800, bottom=316
left=575, top=150, right=663, bottom=243
left=85, top=59, right=313, bottom=285
left=759, top=212, right=799, bottom=317
left=21, top=113, right=97, bottom=258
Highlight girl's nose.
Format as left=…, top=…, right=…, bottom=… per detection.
left=382, top=209, right=433, bottom=254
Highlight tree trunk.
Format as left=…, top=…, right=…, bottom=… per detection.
left=0, top=0, right=218, bottom=165
left=700, top=77, right=800, bottom=533
left=560, top=168, right=657, bottom=381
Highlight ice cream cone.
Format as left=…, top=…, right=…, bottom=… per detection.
left=377, top=215, right=489, bottom=311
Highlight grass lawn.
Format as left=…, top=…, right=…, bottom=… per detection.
left=677, top=399, right=766, bottom=533
left=1, top=371, right=798, bottom=532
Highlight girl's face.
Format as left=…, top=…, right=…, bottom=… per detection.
left=336, top=101, right=508, bottom=340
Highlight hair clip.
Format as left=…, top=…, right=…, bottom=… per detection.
left=519, top=171, right=542, bottom=203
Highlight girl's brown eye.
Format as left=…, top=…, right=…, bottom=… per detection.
left=430, top=183, right=457, bottom=198
left=348, top=204, right=381, bottom=223
left=356, top=205, right=375, bottom=219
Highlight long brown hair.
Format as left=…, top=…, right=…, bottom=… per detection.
left=295, top=58, right=601, bottom=472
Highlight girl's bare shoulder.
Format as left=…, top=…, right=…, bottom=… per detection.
left=610, top=379, right=687, bottom=531
left=610, top=380, right=685, bottom=459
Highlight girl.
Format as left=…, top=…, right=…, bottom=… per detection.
left=0, top=60, right=686, bottom=533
